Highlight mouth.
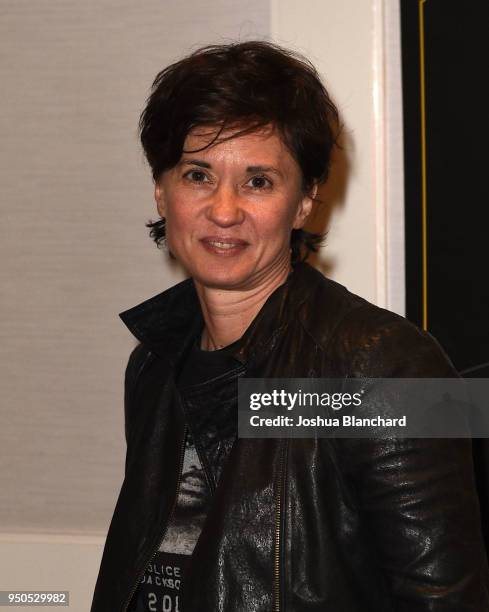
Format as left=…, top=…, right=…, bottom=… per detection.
left=200, top=236, right=249, bottom=256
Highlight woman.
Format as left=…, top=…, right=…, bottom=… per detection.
left=91, top=41, right=489, bottom=611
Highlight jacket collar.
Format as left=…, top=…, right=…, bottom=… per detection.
left=119, top=261, right=323, bottom=367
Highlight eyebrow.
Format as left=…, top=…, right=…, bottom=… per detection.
left=179, top=159, right=211, bottom=169
left=179, top=159, right=283, bottom=177
left=246, top=165, right=282, bottom=177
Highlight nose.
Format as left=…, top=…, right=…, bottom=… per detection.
left=205, top=183, right=244, bottom=227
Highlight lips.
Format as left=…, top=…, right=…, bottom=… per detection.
left=200, top=236, right=249, bottom=255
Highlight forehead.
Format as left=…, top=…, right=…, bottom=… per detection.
left=182, top=124, right=296, bottom=167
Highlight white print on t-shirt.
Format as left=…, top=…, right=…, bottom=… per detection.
left=147, top=562, right=181, bottom=578
left=147, top=592, right=181, bottom=612
left=141, top=563, right=181, bottom=590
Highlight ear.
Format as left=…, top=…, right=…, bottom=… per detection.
left=154, top=180, right=166, bottom=218
left=292, top=183, right=317, bottom=229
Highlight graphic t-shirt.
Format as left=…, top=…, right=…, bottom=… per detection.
left=130, top=336, right=241, bottom=611
left=133, top=428, right=207, bottom=612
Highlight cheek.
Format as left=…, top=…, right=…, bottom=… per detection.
left=162, top=205, right=193, bottom=255
left=165, top=199, right=193, bottom=234
left=257, top=201, right=299, bottom=239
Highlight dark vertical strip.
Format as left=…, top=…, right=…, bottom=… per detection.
left=401, top=0, right=489, bottom=372
left=400, top=0, right=423, bottom=328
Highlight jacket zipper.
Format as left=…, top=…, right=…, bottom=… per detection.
left=274, top=439, right=288, bottom=612
left=121, top=424, right=188, bottom=612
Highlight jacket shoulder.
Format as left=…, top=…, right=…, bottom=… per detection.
left=297, top=270, right=456, bottom=377
left=124, top=342, right=154, bottom=444
left=125, top=342, right=154, bottom=391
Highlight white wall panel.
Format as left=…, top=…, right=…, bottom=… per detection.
left=272, top=0, right=379, bottom=302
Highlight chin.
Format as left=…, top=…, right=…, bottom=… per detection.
left=191, top=261, right=256, bottom=290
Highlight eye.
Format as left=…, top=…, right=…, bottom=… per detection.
left=183, top=169, right=210, bottom=184
left=246, top=175, right=273, bottom=190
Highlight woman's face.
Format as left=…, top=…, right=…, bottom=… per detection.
left=155, top=124, right=315, bottom=291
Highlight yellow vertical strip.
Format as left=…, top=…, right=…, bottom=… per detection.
left=419, top=0, right=428, bottom=330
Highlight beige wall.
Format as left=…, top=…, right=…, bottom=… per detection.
left=0, top=1, right=401, bottom=610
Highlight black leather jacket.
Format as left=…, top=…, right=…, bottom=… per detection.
left=91, top=262, right=489, bottom=611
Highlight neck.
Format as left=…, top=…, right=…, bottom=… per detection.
left=195, top=258, right=292, bottom=351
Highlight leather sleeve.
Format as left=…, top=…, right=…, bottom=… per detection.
left=336, top=309, right=489, bottom=610
left=123, top=343, right=152, bottom=474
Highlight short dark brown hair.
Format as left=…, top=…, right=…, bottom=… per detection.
left=139, top=40, right=339, bottom=263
